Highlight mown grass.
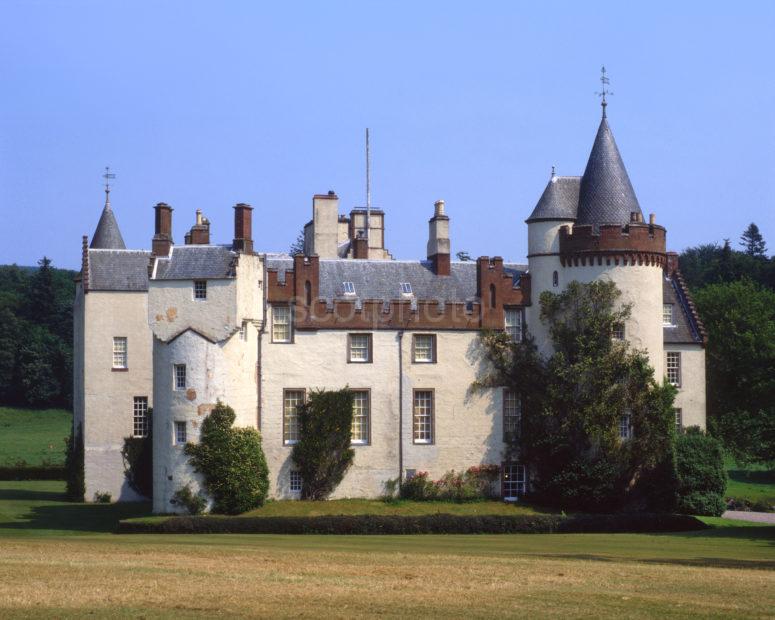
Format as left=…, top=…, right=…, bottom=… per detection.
left=0, top=481, right=774, bottom=618
left=0, top=407, right=71, bottom=467
left=726, top=459, right=775, bottom=506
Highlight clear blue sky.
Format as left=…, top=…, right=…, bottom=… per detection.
left=1, top=1, right=773, bottom=269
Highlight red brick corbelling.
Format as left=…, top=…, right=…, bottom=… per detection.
left=559, top=223, right=666, bottom=268
left=81, top=235, right=89, bottom=294
left=266, top=254, right=530, bottom=330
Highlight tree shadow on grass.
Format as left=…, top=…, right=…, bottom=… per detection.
left=530, top=552, right=775, bottom=571
left=0, top=488, right=68, bottom=502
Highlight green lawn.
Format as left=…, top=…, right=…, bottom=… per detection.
left=726, top=458, right=775, bottom=507
left=0, top=481, right=773, bottom=618
left=0, top=407, right=72, bottom=467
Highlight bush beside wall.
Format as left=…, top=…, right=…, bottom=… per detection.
left=675, top=427, right=728, bottom=517
left=118, top=512, right=707, bottom=535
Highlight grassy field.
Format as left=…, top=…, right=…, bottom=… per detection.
left=726, top=459, right=775, bottom=506
left=0, top=481, right=773, bottom=618
left=0, top=407, right=71, bottom=467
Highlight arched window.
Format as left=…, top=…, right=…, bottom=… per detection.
left=304, top=281, right=312, bottom=306
left=489, top=283, right=497, bottom=307
left=553, top=271, right=559, bottom=287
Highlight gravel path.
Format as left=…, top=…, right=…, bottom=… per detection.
left=722, top=510, right=775, bottom=524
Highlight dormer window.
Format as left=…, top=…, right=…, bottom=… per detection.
left=400, top=282, right=412, bottom=295
left=663, top=303, right=674, bottom=326
left=342, top=281, right=356, bottom=295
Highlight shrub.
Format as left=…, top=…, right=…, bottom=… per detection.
left=400, top=466, right=501, bottom=502
left=118, top=512, right=708, bottom=536
left=675, top=427, right=727, bottom=516
left=291, top=388, right=355, bottom=500
left=94, top=491, right=112, bottom=503
left=65, top=422, right=85, bottom=501
left=185, top=401, right=270, bottom=515
left=171, top=484, right=207, bottom=515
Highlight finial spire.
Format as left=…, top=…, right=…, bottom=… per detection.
left=595, top=66, right=613, bottom=118
left=102, top=166, right=116, bottom=209
left=365, top=128, right=371, bottom=244
left=551, top=165, right=556, bottom=179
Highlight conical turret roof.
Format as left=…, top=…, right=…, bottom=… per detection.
left=576, top=117, right=642, bottom=226
left=90, top=198, right=126, bottom=249
left=526, top=175, right=580, bottom=223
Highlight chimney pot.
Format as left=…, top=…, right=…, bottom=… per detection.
left=649, top=213, right=656, bottom=225
left=434, top=199, right=445, bottom=216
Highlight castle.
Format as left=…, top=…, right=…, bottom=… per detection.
left=73, top=105, right=707, bottom=510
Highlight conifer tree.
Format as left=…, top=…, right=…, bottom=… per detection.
left=740, top=222, right=767, bottom=258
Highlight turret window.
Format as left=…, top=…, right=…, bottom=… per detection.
left=174, top=421, right=187, bottom=445
left=174, top=364, right=186, bottom=391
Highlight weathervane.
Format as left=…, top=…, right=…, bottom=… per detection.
left=595, top=66, right=613, bottom=118
left=102, top=166, right=116, bottom=208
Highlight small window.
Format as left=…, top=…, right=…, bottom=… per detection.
left=348, top=333, right=372, bottom=363
left=612, top=322, right=625, bottom=341
left=503, top=389, right=521, bottom=437
left=174, top=364, right=186, bottom=391
left=239, top=321, right=248, bottom=342
left=342, top=281, right=356, bottom=295
left=505, top=308, right=523, bottom=343
left=351, top=390, right=370, bottom=445
left=502, top=463, right=526, bottom=500
left=289, top=470, right=302, bottom=493
left=666, top=352, right=681, bottom=386
left=552, top=271, right=559, bottom=287
left=174, top=421, right=187, bottom=445
left=194, top=280, right=207, bottom=300
left=133, top=397, right=149, bottom=438
left=619, top=412, right=632, bottom=440
left=283, top=389, right=305, bottom=445
left=675, top=408, right=683, bottom=432
left=412, top=334, right=436, bottom=363
left=663, top=303, right=674, bottom=326
left=272, top=306, right=292, bottom=343
left=413, top=390, right=434, bottom=444
left=400, top=282, right=412, bottom=295
left=113, top=337, right=128, bottom=369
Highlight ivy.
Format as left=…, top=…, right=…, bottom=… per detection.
left=291, top=388, right=355, bottom=500
left=185, top=402, right=269, bottom=515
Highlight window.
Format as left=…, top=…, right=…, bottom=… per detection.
left=342, top=281, right=356, bottom=295
left=133, top=397, right=149, bottom=438
left=272, top=306, right=292, bottom=342
left=413, top=390, right=434, bottom=444
left=194, top=280, right=207, bottom=300
left=173, top=364, right=186, bottom=390
left=675, top=408, right=683, bottom=432
left=503, top=389, right=521, bottom=436
left=663, top=303, right=674, bottom=325
left=412, top=334, right=436, bottom=363
left=619, top=413, right=632, bottom=440
left=612, top=322, right=625, bottom=341
left=174, top=421, right=187, bottom=445
left=666, top=352, right=681, bottom=386
left=505, top=308, right=522, bottom=342
left=289, top=470, right=302, bottom=493
left=400, top=282, right=412, bottom=295
left=283, top=389, right=304, bottom=445
left=502, top=463, right=526, bottom=500
left=239, top=321, right=248, bottom=341
left=552, top=270, right=559, bottom=287
left=351, top=390, right=370, bottom=445
left=112, top=337, right=127, bottom=369
left=348, top=333, right=372, bottom=363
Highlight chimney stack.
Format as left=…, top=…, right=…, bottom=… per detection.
left=310, top=191, right=339, bottom=258
left=152, top=202, right=174, bottom=257
left=427, top=199, right=450, bottom=276
left=233, top=203, right=253, bottom=253
left=353, top=231, right=369, bottom=259
left=186, top=209, right=211, bottom=245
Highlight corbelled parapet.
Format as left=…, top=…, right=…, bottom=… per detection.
left=559, top=222, right=666, bottom=268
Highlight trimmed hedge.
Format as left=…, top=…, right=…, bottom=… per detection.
left=0, top=466, right=66, bottom=480
left=118, top=512, right=707, bottom=535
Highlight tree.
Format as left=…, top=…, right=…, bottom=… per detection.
left=185, top=402, right=269, bottom=514
left=476, top=280, right=678, bottom=512
left=675, top=427, right=727, bottom=516
left=456, top=251, right=472, bottom=262
left=291, top=388, right=355, bottom=500
left=740, top=223, right=767, bottom=258
left=289, top=229, right=305, bottom=255
left=693, top=280, right=775, bottom=464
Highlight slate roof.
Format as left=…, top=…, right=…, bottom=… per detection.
left=154, top=245, right=237, bottom=280
left=663, top=276, right=703, bottom=344
left=526, top=176, right=580, bottom=223
left=266, top=256, right=527, bottom=303
left=87, top=250, right=150, bottom=291
left=90, top=204, right=126, bottom=249
left=577, top=118, right=643, bottom=226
